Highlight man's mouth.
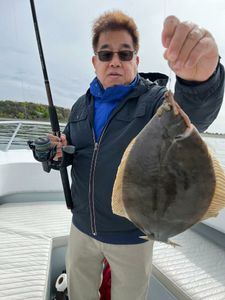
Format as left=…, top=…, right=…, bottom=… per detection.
left=108, top=73, right=122, bottom=77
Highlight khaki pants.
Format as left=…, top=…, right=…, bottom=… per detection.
left=66, top=224, right=153, bottom=300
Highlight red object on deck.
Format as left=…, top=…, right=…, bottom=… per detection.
left=99, top=259, right=111, bottom=300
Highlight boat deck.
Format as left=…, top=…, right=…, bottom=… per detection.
left=0, top=200, right=225, bottom=300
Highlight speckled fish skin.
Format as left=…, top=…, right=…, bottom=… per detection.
left=122, top=91, right=216, bottom=243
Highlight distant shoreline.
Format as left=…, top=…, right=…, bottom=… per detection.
left=201, top=132, right=225, bottom=139
left=0, top=100, right=70, bottom=123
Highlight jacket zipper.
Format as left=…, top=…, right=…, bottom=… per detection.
left=88, top=125, right=110, bottom=236
left=89, top=137, right=98, bottom=236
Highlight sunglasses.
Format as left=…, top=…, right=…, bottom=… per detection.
left=95, top=50, right=136, bottom=62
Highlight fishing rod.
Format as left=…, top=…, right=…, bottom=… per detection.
left=29, top=0, right=74, bottom=210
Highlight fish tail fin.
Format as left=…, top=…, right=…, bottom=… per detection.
left=139, top=235, right=150, bottom=241
left=167, top=239, right=181, bottom=247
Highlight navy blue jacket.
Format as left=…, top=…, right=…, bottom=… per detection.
left=64, top=65, right=224, bottom=244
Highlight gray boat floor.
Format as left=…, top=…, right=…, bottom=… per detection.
left=0, top=200, right=225, bottom=300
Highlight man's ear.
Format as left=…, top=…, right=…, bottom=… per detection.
left=92, top=55, right=96, bottom=68
left=136, top=55, right=140, bottom=65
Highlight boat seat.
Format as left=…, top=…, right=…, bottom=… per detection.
left=0, top=201, right=225, bottom=299
left=0, top=228, right=52, bottom=299
left=152, top=228, right=225, bottom=299
left=0, top=201, right=71, bottom=300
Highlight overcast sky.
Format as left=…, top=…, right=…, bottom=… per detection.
left=0, top=0, right=224, bottom=133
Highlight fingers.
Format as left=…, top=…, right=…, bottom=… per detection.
left=47, top=133, right=68, bottom=160
left=178, top=33, right=216, bottom=69
left=170, top=27, right=207, bottom=69
left=60, top=134, right=68, bottom=146
left=162, top=15, right=180, bottom=48
left=163, top=19, right=196, bottom=64
left=162, top=15, right=218, bottom=73
left=48, top=133, right=67, bottom=145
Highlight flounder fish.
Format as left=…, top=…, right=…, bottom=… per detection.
left=112, top=91, right=225, bottom=244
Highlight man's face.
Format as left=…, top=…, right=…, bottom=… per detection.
left=92, top=30, right=139, bottom=89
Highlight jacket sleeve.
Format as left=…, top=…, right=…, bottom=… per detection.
left=174, top=62, right=225, bottom=132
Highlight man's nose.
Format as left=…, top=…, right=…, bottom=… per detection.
left=109, top=53, right=122, bottom=67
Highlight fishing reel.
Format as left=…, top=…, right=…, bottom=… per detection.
left=27, top=136, right=75, bottom=173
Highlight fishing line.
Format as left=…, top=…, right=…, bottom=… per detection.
left=167, top=66, right=172, bottom=91
left=163, top=0, right=172, bottom=91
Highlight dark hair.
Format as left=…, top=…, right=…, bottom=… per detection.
left=92, top=10, right=139, bottom=52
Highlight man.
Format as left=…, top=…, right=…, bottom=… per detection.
left=50, top=11, right=224, bottom=300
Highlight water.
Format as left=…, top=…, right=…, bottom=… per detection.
left=0, top=122, right=66, bottom=151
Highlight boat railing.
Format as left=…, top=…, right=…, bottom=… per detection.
left=0, top=120, right=66, bottom=151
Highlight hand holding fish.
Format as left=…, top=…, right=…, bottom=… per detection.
left=162, top=15, right=219, bottom=82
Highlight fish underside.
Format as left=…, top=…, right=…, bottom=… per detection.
left=122, top=91, right=216, bottom=244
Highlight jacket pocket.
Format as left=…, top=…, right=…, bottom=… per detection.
left=69, top=109, right=88, bottom=122
left=69, top=112, right=93, bottom=149
left=115, top=102, right=146, bottom=122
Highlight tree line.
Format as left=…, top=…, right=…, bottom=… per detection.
left=0, top=100, right=70, bottom=122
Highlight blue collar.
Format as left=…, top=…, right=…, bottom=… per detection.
left=90, top=76, right=138, bottom=102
